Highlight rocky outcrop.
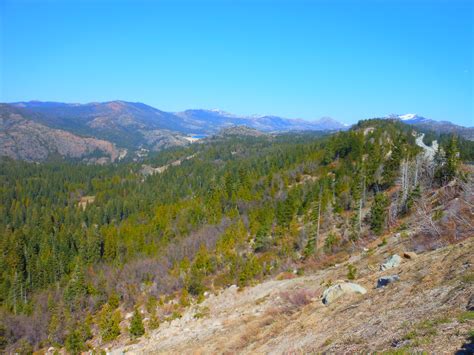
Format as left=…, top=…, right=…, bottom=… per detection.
left=322, top=282, right=367, bottom=305
left=380, top=255, right=402, bottom=271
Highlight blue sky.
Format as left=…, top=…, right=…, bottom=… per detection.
left=1, top=0, right=473, bottom=126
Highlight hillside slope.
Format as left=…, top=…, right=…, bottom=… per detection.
left=113, top=235, right=473, bottom=354
left=1, top=119, right=472, bottom=353
left=0, top=104, right=125, bottom=162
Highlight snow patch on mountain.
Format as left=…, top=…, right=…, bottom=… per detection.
left=399, top=113, right=417, bottom=120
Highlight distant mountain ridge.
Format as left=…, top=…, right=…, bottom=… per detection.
left=175, top=109, right=347, bottom=132
left=10, top=101, right=347, bottom=134
left=2, top=100, right=472, bottom=162
left=387, top=113, right=474, bottom=140
left=1, top=100, right=349, bottom=162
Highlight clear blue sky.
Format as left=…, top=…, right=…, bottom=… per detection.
left=1, top=0, right=473, bottom=126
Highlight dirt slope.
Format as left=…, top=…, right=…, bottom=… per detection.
left=111, top=235, right=473, bottom=354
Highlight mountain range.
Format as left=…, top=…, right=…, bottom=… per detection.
left=387, top=113, right=474, bottom=140
left=0, top=101, right=346, bottom=162
left=1, top=101, right=472, bottom=162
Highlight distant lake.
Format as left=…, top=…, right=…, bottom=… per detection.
left=191, top=134, right=207, bottom=139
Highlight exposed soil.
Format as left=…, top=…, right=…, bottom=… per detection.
left=111, top=235, right=474, bottom=354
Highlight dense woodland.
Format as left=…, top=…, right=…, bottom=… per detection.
left=0, top=119, right=469, bottom=353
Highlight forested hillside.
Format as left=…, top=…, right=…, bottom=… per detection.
left=0, top=120, right=471, bottom=353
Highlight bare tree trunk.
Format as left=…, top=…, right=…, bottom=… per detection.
left=400, top=159, right=409, bottom=211
left=316, top=186, right=322, bottom=250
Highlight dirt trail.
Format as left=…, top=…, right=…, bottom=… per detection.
left=112, top=236, right=473, bottom=354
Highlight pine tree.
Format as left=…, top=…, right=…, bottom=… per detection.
left=370, top=193, right=389, bottom=235
left=434, top=135, right=460, bottom=185
left=98, top=304, right=121, bottom=342
left=65, top=328, right=86, bottom=355
left=254, top=226, right=269, bottom=252
left=444, top=135, right=460, bottom=182
left=64, top=263, right=87, bottom=307
left=129, top=308, right=145, bottom=339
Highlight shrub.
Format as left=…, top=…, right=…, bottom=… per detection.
left=186, top=270, right=205, bottom=296
left=180, top=289, right=190, bottom=307
left=276, top=271, right=297, bottom=280
left=194, top=306, right=210, bottom=319
left=165, top=311, right=182, bottom=322
left=461, top=272, right=474, bottom=283
left=346, top=264, right=357, bottom=280
left=324, top=233, right=340, bottom=253
left=280, top=288, right=316, bottom=312
left=148, top=314, right=160, bottom=330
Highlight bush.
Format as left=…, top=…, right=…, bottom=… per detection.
left=346, top=264, right=357, bottom=280
left=279, top=288, right=316, bottom=313
left=180, top=289, right=191, bottom=307
left=324, top=233, right=340, bottom=253
left=186, top=270, right=205, bottom=296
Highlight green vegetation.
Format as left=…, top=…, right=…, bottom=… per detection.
left=98, top=304, right=121, bottom=342
left=370, top=193, right=389, bottom=235
left=461, top=272, right=474, bottom=284
left=129, top=309, right=145, bottom=339
left=0, top=119, right=465, bottom=351
left=458, top=311, right=474, bottom=323
left=402, top=316, right=451, bottom=346
left=434, top=135, right=461, bottom=185
left=346, top=264, right=357, bottom=280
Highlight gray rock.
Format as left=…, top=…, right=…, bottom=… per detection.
left=377, top=275, right=400, bottom=288
left=380, top=254, right=402, bottom=271
left=322, top=282, right=367, bottom=305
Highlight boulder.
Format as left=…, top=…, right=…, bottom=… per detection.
left=377, top=275, right=400, bottom=288
left=380, top=254, right=402, bottom=271
left=322, top=282, right=367, bottom=305
left=403, top=251, right=417, bottom=259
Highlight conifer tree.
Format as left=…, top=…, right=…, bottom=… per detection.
left=64, top=262, right=87, bottom=307
left=435, top=135, right=460, bottom=185
left=129, top=308, right=145, bottom=339
left=98, top=304, right=121, bottom=342
left=370, top=193, right=389, bottom=235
